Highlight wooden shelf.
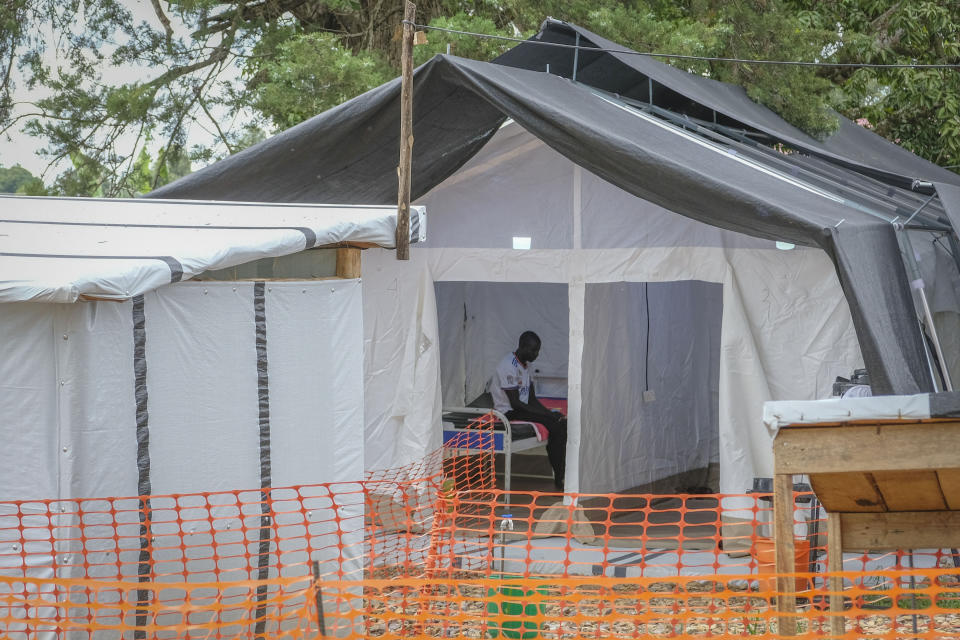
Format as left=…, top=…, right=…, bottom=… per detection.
left=771, top=418, right=960, bottom=636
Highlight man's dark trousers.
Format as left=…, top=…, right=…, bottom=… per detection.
left=505, top=409, right=567, bottom=489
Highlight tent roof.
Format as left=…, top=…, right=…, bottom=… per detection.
left=496, top=19, right=960, bottom=191
left=149, top=26, right=959, bottom=396
left=148, top=54, right=939, bottom=240
left=0, top=195, right=425, bottom=303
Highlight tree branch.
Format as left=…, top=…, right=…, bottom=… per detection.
left=145, top=48, right=228, bottom=90
left=150, top=0, right=175, bottom=42
left=151, top=60, right=222, bottom=189
left=197, top=93, right=234, bottom=155
left=196, top=0, right=310, bottom=37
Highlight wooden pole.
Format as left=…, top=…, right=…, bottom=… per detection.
left=826, top=512, right=845, bottom=639
left=773, top=473, right=797, bottom=636
left=335, top=247, right=362, bottom=279
left=396, top=1, right=415, bottom=260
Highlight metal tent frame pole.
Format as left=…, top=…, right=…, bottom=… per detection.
left=896, top=194, right=954, bottom=391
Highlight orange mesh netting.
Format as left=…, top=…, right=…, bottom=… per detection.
left=2, top=424, right=959, bottom=637
left=323, top=569, right=960, bottom=639
left=0, top=573, right=317, bottom=638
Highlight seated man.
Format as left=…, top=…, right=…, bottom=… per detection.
left=490, top=330, right=567, bottom=490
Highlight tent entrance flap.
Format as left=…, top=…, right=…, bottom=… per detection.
left=580, top=281, right=722, bottom=495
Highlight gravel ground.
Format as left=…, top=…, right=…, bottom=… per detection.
left=358, top=574, right=960, bottom=639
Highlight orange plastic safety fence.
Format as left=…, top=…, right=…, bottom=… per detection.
left=2, top=428, right=958, bottom=637
left=0, top=431, right=499, bottom=589
left=0, top=572, right=317, bottom=639
left=0, top=479, right=446, bottom=586
left=425, top=488, right=956, bottom=581
left=2, top=463, right=954, bottom=587
left=317, top=569, right=960, bottom=640
left=364, top=417, right=498, bottom=491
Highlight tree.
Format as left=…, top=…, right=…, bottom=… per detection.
left=1, top=1, right=955, bottom=198
left=790, top=0, right=960, bottom=167
left=0, top=164, right=39, bottom=193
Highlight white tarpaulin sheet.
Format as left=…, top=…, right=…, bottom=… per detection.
left=357, top=123, right=864, bottom=494
left=0, top=195, right=425, bottom=303
left=581, top=281, right=721, bottom=494
left=361, top=251, right=443, bottom=472
left=0, top=280, right=365, bottom=584
left=763, top=393, right=933, bottom=430
left=360, top=245, right=863, bottom=495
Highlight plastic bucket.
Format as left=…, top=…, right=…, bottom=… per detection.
left=486, top=584, right=545, bottom=639
left=752, top=537, right=812, bottom=592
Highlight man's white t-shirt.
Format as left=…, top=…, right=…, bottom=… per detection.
left=490, top=352, right=531, bottom=414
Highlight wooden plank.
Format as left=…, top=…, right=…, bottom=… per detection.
left=773, top=474, right=797, bottom=636
left=773, top=418, right=953, bottom=428
left=826, top=512, right=845, bottom=638
left=872, top=470, right=946, bottom=511
left=840, top=511, right=960, bottom=551
left=319, top=241, right=380, bottom=250
left=937, top=468, right=960, bottom=510
left=335, top=247, right=362, bottom=279
left=394, top=1, right=415, bottom=261
left=774, top=422, right=960, bottom=475
left=810, top=473, right=885, bottom=512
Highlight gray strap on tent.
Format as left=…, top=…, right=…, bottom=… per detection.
left=253, top=282, right=274, bottom=639
left=132, top=294, right=153, bottom=639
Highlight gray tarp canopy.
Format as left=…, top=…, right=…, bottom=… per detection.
left=151, top=20, right=960, bottom=396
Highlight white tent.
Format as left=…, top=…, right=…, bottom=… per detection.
left=361, top=122, right=866, bottom=496
left=0, top=195, right=426, bottom=588
left=140, top=23, right=960, bottom=500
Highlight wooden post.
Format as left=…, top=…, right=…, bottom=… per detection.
left=826, top=512, right=845, bottom=639
left=311, top=560, right=327, bottom=636
left=773, top=473, right=797, bottom=636
left=395, top=1, right=416, bottom=260
left=336, top=247, right=362, bottom=279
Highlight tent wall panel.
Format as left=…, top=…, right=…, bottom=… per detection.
left=266, top=280, right=366, bottom=579
left=143, top=284, right=261, bottom=496
left=580, top=281, right=721, bottom=495
left=362, top=251, right=443, bottom=473
left=580, top=169, right=771, bottom=250
left=266, top=280, right=364, bottom=487
left=57, top=301, right=139, bottom=502
left=414, top=245, right=862, bottom=494
left=0, top=302, right=140, bottom=504
left=418, top=128, right=574, bottom=250
left=0, top=304, right=61, bottom=503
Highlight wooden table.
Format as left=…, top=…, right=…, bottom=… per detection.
left=771, top=413, right=960, bottom=635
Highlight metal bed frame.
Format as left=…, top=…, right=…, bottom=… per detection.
left=441, top=406, right=549, bottom=493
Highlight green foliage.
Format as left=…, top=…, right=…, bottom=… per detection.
left=18, top=177, right=49, bottom=195
left=252, top=32, right=393, bottom=129
left=789, top=0, right=960, bottom=167
left=1, top=0, right=957, bottom=197
left=718, top=2, right=839, bottom=139
left=0, top=164, right=38, bottom=193
left=413, top=15, right=527, bottom=65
